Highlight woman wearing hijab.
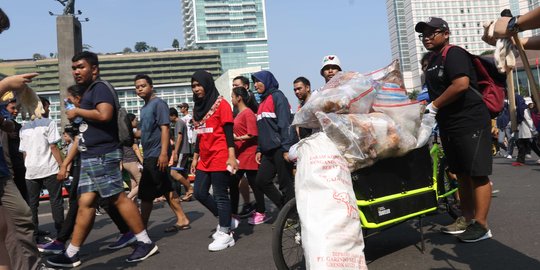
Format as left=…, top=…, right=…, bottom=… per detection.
left=190, top=70, right=239, bottom=252
left=252, top=71, right=295, bottom=211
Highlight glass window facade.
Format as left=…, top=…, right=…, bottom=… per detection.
left=183, top=0, right=269, bottom=71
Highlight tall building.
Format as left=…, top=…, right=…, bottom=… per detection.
left=386, top=0, right=537, bottom=91
left=0, top=50, right=222, bottom=123
left=182, top=0, right=270, bottom=72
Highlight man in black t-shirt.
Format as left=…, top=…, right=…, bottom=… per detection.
left=47, top=52, right=158, bottom=268
left=416, top=17, right=493, bottom=243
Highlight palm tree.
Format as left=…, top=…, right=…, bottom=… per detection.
left=134, top=42, right=149, bottom=52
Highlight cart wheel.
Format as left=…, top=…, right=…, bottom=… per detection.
left=272, top=198, right=305, bottom=270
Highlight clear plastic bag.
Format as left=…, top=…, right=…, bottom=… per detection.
left=372, top=101, right=424, bottom=138
left=292, top=72, right=375, bottom=129
left=374, top=84, right=410, bottom=105
left=316, top=112, right=410, bottom=170
left=364, top=59, right=405, bottom=89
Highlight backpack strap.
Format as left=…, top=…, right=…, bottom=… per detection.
left=438, top=45, right=484, bottom=98
left=88, top=79, right=121, bottom=110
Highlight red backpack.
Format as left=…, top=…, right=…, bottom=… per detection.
left=440, top=45, right=506, bottom=118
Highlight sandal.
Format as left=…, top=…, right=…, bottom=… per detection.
left=164, top=224, right=191, bottom=233
left=181, top=191, right=193, bottom=202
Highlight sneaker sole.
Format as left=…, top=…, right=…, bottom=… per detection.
left=107, top=237, right=137, bottom=250
left=38, top=248, right=63, bottom=255
left=125, top=245, right=159, bottom=263
left=248, top=217, right=271, bottom=225
left=47, top=260, right=82, bottom=268
left=208, top=240, right=235, bottom=252
left=459, top=230, right=493, bottom=243
left=440, top=229, right=466, bottom=235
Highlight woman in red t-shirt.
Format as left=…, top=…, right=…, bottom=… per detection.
left=190, top=70, right=239, bottom=252
left=230, top=87, right=269, bottom=225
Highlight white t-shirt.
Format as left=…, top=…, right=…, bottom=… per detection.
left=181, top=113, right=194, bottom=144
left=19, top=118, right=61, bottom=179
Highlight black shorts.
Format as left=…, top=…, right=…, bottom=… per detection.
left=441, top=126, right=492, bottom=177
left=138, top=157, right=173, bottom=201
left=175, top=154, right=189, bottom=177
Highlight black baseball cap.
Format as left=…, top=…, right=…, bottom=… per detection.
left=415, top=17, right=450, bottom=33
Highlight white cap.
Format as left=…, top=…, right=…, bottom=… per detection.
left=320, top=55, right=342, bottom=75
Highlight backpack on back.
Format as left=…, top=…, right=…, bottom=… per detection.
left=440, top=45, right=506, bottom=118
left=88, top=80, right=135, bottom=147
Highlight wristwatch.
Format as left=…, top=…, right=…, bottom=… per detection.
left=507, top=16, right=521, bottom=33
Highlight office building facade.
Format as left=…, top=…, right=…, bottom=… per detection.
left=182, top=0, right=270, bottom=72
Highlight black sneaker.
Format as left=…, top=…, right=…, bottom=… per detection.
left=47, top=252, right=81, bottom=268
left=238, top=202, right=255, bottom=219
left=457, top=221, right=492, bottom=243
left=126, top=241, right=158, bottom=263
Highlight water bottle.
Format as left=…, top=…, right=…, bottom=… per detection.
left=65, top=176, right=73, bottom=187
left=65, top=99, right=83, bottom=124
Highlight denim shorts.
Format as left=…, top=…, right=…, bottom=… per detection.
left=78, top=149, right=124, bottom=198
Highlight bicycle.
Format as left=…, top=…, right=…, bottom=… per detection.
left=272, top=142, right=459, bottom=270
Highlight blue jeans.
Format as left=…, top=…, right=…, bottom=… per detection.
left=193, top=170, right=232, bottom=229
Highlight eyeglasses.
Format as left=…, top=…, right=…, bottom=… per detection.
left=418, top=31, right=443, bottom=41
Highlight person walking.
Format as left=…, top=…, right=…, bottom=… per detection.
left=169, top=108, right=194, bottom=202
left=230, top=86, right=267, bottom=225
left=134, top=74, right=191, bottom=232
left=19, top=97, right=65, bottom=243
left=123, top=113, right=143, bottom=201
left=39, top=85, right=136, bottom=255
left=253, top=71, right=295, bottom=210
left=416, top=17, right=493, bottom=242
left=47, top=52, right=157, bottom=268
left=190, top=70, right=238, bottom=251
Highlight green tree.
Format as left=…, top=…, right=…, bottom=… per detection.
left=172, top=38, right=180, bottom=49
left=134, top=41, right=149, bottom=52
left=32, top=53, right=46, bottom=60
left=123, top=47, right=133, bottom=54
left=149, top=46, right=158, bottom=52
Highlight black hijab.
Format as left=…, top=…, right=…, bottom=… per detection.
left=191, top=70, right=219, bottom=121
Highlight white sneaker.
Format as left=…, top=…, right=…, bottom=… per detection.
left=208, top=231, right=235, bottom=251
left=212, top=217, right=240, bottom=240
left=536, top=159, right=540, bottom=164
left=506, top=155, right=512, bottom=159
left=526, top=154, right=532, bottom=159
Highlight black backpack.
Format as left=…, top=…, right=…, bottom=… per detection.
left=88, top=80, right=135, bottom=147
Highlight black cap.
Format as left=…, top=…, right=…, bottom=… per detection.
left=415, top=17, right=449, bottom=33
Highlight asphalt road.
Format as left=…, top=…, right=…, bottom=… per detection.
left=34, top=155, right=540, bottom=269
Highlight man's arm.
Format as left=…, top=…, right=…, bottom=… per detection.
left=58, top=137, right=79, bottom=180
left=157, top=124, right=170, bottom=171
left=0, top=73, right=39, bottom=97
left=520, top=36, right=540, bottom=50
left=68, top=102, right=114, bottom=123
left=173, top=132, right=182, bottom=162
left=50, top=143, right=63, bottom=167
left=432, top=76, right=470, bottom=109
